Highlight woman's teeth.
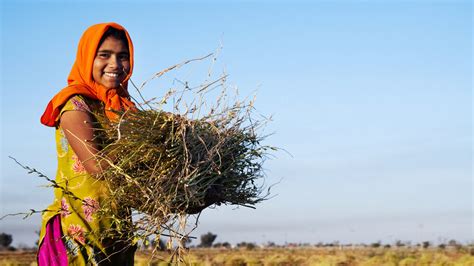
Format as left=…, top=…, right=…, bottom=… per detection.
left=105, top=72, right=119, bottom=78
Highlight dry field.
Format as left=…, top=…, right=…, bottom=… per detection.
left=1, top=247, right=473, bottom=265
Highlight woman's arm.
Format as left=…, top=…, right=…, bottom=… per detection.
left=60, top=110, right=107, bottom=175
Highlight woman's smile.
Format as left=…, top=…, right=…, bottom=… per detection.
left=93, top=36, right=130, bottom=89
left=103, top=71, right=124, bottom=82
left=104, top=72, right=119, bottom=78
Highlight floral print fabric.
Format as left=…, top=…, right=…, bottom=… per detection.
left=38, top=95, right=133, bottom=265
left=82, top=197, right=100, bottom=222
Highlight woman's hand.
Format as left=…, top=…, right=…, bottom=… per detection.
left=185, top=185, right=223, bottom=214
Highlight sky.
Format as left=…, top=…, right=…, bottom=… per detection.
left=0, top=0, right=472, bottom=247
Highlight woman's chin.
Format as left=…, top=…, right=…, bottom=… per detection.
left=102, top=82, right=122, bottom=90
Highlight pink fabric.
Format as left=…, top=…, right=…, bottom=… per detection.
left=38, top=215, right=68, bottom=266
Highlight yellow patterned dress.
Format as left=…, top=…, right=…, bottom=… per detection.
left=38, top=95, right=135, bottom=265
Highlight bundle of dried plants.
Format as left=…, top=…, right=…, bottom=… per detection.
left=89, top=54, right=274, bottom=261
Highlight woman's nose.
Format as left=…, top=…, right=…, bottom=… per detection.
left=108, top=55, right=122, bottom=68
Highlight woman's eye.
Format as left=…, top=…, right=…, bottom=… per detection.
left=119, top=54, right=129, bottom=60
left=98, top=53, right=110, bottom=58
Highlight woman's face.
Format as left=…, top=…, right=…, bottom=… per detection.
left=92, top=36, right=130, bottom=89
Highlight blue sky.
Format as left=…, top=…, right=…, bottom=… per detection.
left=1, top=1, right=472, bottom=246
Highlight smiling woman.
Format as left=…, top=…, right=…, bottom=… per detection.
left=38, top=23, right=137, bottom=266
left=92, top=29, right=131, bottom=90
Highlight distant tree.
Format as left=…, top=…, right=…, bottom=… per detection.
left=448, top=239, right=462, bottom=251
left=370, top=241, right=381, bottom=248
left=395, top=240, right=405, bottom=247
left=0, top=233, right=13, bottom=248
left=246, top=242, right=256, bottom=250
left=199, top=232, right=217, bottom=248
left=212, top=242, right=231, bottom=249
left=384, top=244, right=391, bottom=249
left=266, top=241, right=276, bottom=248
left=422, top=241, right=430, bottom=249
left=448, top=239, right=458, bottom=246
left=438, top=243, right=446, bottom=249
left=237, top=241, right=256, bottom=250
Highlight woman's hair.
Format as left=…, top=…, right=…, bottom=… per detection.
left=98, top=27, right=129, bottom=50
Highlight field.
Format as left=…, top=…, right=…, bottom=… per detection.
left=1, top=247, right=473, bottom=266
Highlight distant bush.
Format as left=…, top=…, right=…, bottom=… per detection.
left=199, top=232, right=217, bottom=248
left=0, top=233, right=13, bottom=248
left=213, top=242, right=231, bottom=249
left=236, top=242, right=257, bottom=250
left=370, top=241, right=381, bottom=248
left=395, top=240, right=405, bottom=247
left=422, top=241, right=430, bottom=249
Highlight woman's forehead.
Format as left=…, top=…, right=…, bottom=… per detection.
left=97, top=36, right=129, bottom=52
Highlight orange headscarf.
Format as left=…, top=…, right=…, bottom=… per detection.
left=41, top=22, right=136, bottom=127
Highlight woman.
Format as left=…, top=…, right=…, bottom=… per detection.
left=38, top=22, right=136, bottom=265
